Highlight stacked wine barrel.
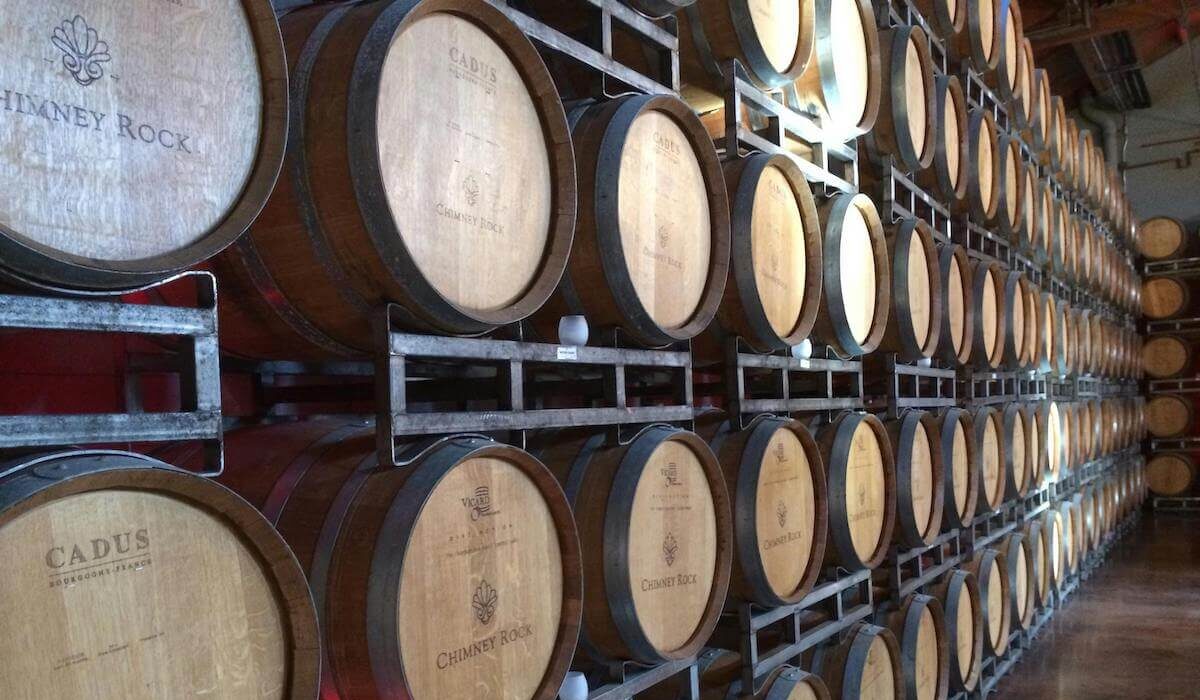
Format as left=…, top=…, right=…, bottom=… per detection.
left=1141, top=217, right=1200, bottom=500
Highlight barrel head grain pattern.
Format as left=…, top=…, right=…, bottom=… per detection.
left=954, top=586, right=974, bottom=681
left=1003, top=141, right=1020, bottom=225
left=1011, top=410, right=1027, bottom=492
left=976, top=121, right=996, bottom=215
left=948, top=253, right=966, bottom=357
left=829, top=0, right=871, bottom=127
left=618, top=110, right=712, bottom=331
left=750, top=0, right=802, bottom=74
left=985, top=559, right=1006, bottom=651
left=397, top=455, right=563, bottom=700
left=757, top=427, right=818, bottom=600
left=1146, top=455, right=1194, bottom=496
left=951, top=418, right=971, bottom=520
left=861, top=633, right=897, bottom=700
left=1142, top=277, right=1186, bottom=319
left=378, top=13, right=552, bottom=314
left=753, top=163, right=807, bottom=337
left=981, top=267, right=999, bottom=362
left=1143, top=335, right=1189, bottom=378
left=1049, top=512, right=1063, bottom=584
left=1147, top=395, right=1191, bottom=438
left=0, top=1, right=262, bottom=261
left=944, top=86, right=964, bottom=189
left=1014, top=541, right=1029, bottom=622
left=1001, top=4, right=1018, bottom=90
left=841, top=203, right=878, bottom=345
left=629, top=439, right=718, bottom=655
left=981, top=412, right=1001, bottom=508
left=0, top=491, right=287, bottom=698
left=1046, top=402, right=1062, bottom=478
left=915, top=607, right=940, bottom=700
left=979, top=0, right=996, bottom=63
left=904, top=38, right=929, bottom=160
left=847, top=419, right=888, bottom=564
left=907, top=228, right=933, bottom=348
left=1138, top=217, right=1186, bottom=260
left=911, top=421, right=936, bottom=540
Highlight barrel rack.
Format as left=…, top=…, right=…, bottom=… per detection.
left=0, top=272, right=224, bottom=477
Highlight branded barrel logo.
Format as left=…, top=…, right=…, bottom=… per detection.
left=472, top=579, right=498, bottom=626
left=857, top=483, right=867, bottom=508
left=777, top=500, right=788, bottom=528
left=661, top=462, right=681, bottom=487
left=463, top=174, right=480, bottom=206
left=52, top=16, right=111, bottom=87
left=662, top=532, right=678, bottom=567
left=461, top=486, right=495, bottom=521
left=774, top=441, right=787, bottom=463
left=657, top=224, right=670, bottom=249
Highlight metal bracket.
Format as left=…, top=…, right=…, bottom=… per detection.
left=724, top=338, right=864, bottom=430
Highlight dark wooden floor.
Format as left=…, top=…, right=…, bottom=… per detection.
left=994, top=512, right=1200, bottom=700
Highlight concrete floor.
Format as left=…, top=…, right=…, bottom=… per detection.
left=994, top=512, right=1200, bottom=700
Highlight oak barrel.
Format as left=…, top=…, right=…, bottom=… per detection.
left=1001, top=533, right=1034, bottom=631
left=713, top=152, right=822, bottom=351
left=966, top=108, right=1001, bottom=221
left=0, top=451, right=319, bottom=698
left=1045, top=509, right=1066, bottom=591
left=1146, top=394, right=1193, bottom=438
left=918, top=75, right=970, bottom=203
left=216, top=0, right=576, bottom=357
left=1023, top=519, right=1050, bottom=611
left=966, top=548, right=1011, bottom=657
left=813, top=623, right=904, bottom=700
left=818, top=412, right=897, bottom=571
left=678, top=0, right=814, bottom=107
left=880, top=594, right=950, bottom=700
left=1143, top=334, right=1191, bottom=378
left=1026, top=403, right=1045, bottom=488
left=992, top=0, right=1024, bottom=101
left=704, top=415, right=827, bottom=607
left=535, top=93, right=730, bottom=347
left=1043, top=401, right=1063, bottom=481
left=1146, top=454, right=1196, bottom=497
left=935, top=243, right=975, bottom=365
left=1011, top=38, right=1036, bottom=132
left=912, top=0, right=965, bottom=44
left=936, top=408, right=980, bottom=530
left=972, top=406, right=1006, bottom=515
left=958, top=0, right=1001, bottom=73
left=165, top=422, right=583, bottom=700
left=786, top=0, right=882, bottom=137
left=1142, top=276, right=1189, bottom=320
left=993, top=132, right=1026, bottom=237
left=881, top=218, right=943, bottom=360
left=887, top=410, right=946, bottom=548
left=1001, top=403, right=1031, bottom=500
left=1137, top=217, right=1190, bottom=260
left=934, top=569, right=982, bottom=693
left=813, top=193, right=891, bottom=356
left=1060, top=501, right=1079, bottom=575
left=869, top=25, right=937, bottom=172
left=536, top=426, right=730, bottom=665
left=0, top=0, right=287, bottom=290
left=1001, top=271, right=1031, bottom=369
left=970, top=259, right=1007, bottom=370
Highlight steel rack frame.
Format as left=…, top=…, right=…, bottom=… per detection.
left=582, top=656, right=700, bottom=700
left=963, top=504, right=1018, bottom=552
left=0, top=271, right=223, bottom=476
left=961, top=370, right=1042, bottom=405
left=1145, top=317, right=1200, bottom=335
left=1153, top=496, right=1200, bottom=511
left=957, top=218, right=1011, bottom=265
left=1147, top=377, right=1200, bottom=394
left=721, top=338, right=865, bottom=429
left=962, top=69, right=1011, bottom=133
left=866, top=158, right=955, bottom=245
left=374, top=305, right=694, bottom=465
left=882, top=529, right=964, bottom=603
left=713, top=60, right=858, bottom=194
left=488, top=0, right=680, bottom=97
left=867, top=355, right=957, bottom=417
left=1144, top=257, right=1200, bottom=278
left=729, top=570, right=874, bottom=695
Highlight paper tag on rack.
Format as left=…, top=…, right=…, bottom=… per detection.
left=798, top=359, right=810, bottom=370
left=556, top=346, right=578, bottom=361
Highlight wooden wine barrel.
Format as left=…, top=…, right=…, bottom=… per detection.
left=869, top=25, right=937, bottom=171
left=1079, top=222, right=1095, bottom=288
left=1040, top=293, right=1068, bottom=376
left=966, top=548, right=1011, bottom=658
left=958, top=0, right=1001, bottom=73
left=936, top=408, right=980, bottom=530
left=642, top=649, right=832, bottom=699
left=1063, top=216, right=1081, bottom=283
left=1047, top=96, right=1069, bottom=174
left=163, top=422, right=583, bottom=699
left=813, top=623, right=904, bottom=700
left=817, top=412, right=897, bottom=571
left=1029, top=69, right=1052, bottom=150
left=972, top=406, right=1006, bottom=515
left=1001, top=533, right=1034, bottom=631
left=0, top=450, right=320, bottom=698
left=1147, top=394, right=1193, bottom=438
left=1043, top=401, right=1063, bottom=480
left=1024, top=519, right=1050, bottom=611
left=1138, top=217, right=1190, bottom=260
left=935, top=243, right=975, bottom=365
left=1045, top=509, right=1066, bottom=591
left=713, top=153, right=822, bottom=351
left=536, top=426, right=730, bottom=665
left=1142, top=277, right=1189, bottom=319
left=880, top=594, right=950, bottom=700
left=677, top=0, right=815, bottom=107
left=1025, top=403, right=1045, bottom=488
left=786, top=0, right=882, bottom=136
left=534, top=93, right=730, bottom=348
left=1087, top=485, right=1105, bottom=551
left=991, top=0, right=1024, bottom=101
left=214, top=1, right=575, bottom=357
left=1032, top=177, right=1055, bottom=264
left=970, top=259, right=1007, bottom=370
left=813, top=193, right=891, bottom=356
left=966, top=108, right=1001, bottom=221
left=1011, top=38, right=1037, bottom=131
left=919, top=75, right=971, bottom=203
left=935, top=569, right=983, bottom=693
left=1051, top=198, right=1071, bottom=274
left=1021, top=277, right=1041, bottom=368
left=0, top=1, right=287, bottom=291
left=1143, top=334, right=1191, bottom=378
left=1059, top=301, right=1076, bottom=375
left=1061, top=500, right=1080, bottom=575
left=912, top=0, right=966, bottom=45
left=704, top=415, right=827, bottom=607
left=1070, top=495, right=1087, bottom=564
left=1001, top=403, right=1032, bottom=500
left=1017, top=161, right=1039, bottom=252
left=880, top=218, right=943, bottom=360
left=1063, top=118, right=1080, bottom=192
left=1058, top=401, right=1075, bottom=472
left=1146, top=454, right=1196, bottom=497
left=993, top=133, right=1026, bottom=237
left=1078, top=130, right=1096, bottom=198
left=1084, top=399, right=1103, bottom=462
left=886, top=410, right=946, bottom=548
left=1001, top=272, right=1029, bottom=368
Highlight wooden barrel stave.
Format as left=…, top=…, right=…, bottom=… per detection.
left=818, top=412, right=898, bottom=571
left=966, top=547, right=1011, bottom=658
left=935, top=568, right=983, bottom=693
left=813, top=193, right=891, bottom=356
left=868, top=25, right=937, bottom=171
left=813, top=623, right=904, bottom=700
left=880, top=593, right=950, bottom=700
left=887, top=410, right=946, bottom=548
left=880, top=218, right=943, bottom=361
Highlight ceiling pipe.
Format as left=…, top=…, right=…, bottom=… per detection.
left=1080, top=95, right=1125, bottom=166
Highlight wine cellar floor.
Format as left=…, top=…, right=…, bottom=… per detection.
left=995, top=514, right=1200, bottom=699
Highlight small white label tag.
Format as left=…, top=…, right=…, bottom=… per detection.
left=556, top=346, right=578, bottom=361
left=798, top=359, right=811, bottom=370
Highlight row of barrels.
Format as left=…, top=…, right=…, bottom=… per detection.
left=0, top=401, right=1146, bottom=698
